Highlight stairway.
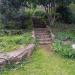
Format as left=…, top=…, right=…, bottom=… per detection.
left=34, top=28, right=51, bottom=45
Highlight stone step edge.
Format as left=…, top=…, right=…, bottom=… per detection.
left=38, top=38, right=51, bottom=41
left=0, top=44, right=35, bottom=68
left=39, top=42, right=51, bottom=44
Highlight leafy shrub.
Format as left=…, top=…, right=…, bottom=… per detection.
left=52, top=39, right=75, bottom=58
left=15, top=33, right=32, bottom=45
left=56, top=5, right=72, bottom=23
left=52, top=31, right=75, bottom=58
left=1, top=9, right=32, bottom=29
left=70, top=13, right=75, bottom=23
left=0, top=32, right=33, bottom=52
left=33, top=10, right=46, bottom=18
left=69, top=3, right=75, bottom=23
left=55, top=31, right=75, bottom=41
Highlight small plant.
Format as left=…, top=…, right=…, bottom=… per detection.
left=52, top=31, right=75, bottom=58
left=52, top=39, right=75, bottom=58
left=0, top=32, right=33, bottom=52
left=55, top=31, right=75, bottom=41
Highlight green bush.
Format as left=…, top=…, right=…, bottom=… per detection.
left=0, top=9, right=33, bottom=29
left=69, top=3, right=75, bottom=23
left=55, top=31, right=75, bottom=41
left=53, top=31, right=75, bottom=58
left=70, top=13, right=75, bottom=23
left=33, top=10, right=46, bottom=18
left=52, top=39, right=75, bottom=58
left=56, top=5, right=73, bottom=23
left=0, top=32, right=33, bottom=52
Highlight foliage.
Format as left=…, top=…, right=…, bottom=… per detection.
left=0, top=0, right=20, bottom=21
left=12, top=12, right=32, bottom=29
left=0, top=0, right=31, bottom=29
left=69, top=3, right=75, bottom=23
left=52, top=39, right=75, bottom=58
left=33, top=9, right=46, bottom=18
left=53, top=31, right=75, bottom=58
left=70, top=14, right=75, bottom=23
left=55, top=31, right=75, bottom=41
left=0, top=0, right=75, bottom=28
left=30, top=0, right=75, bottom=24
left=56, top=5, right=72, bottom=23
left=0, top=32, right=32, bottom=52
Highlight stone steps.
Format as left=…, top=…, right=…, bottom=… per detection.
left=38, top=38, right=51, bottom=41
left=34, top=28, right=51, bottom=44
left=39, top=41, right=51, bottom=45
left=34, top=28, right=47, bottom=31
left=36, top=35, right=50, bottom=39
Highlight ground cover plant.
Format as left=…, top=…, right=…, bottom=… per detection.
left=52, top=29, right=75, bottom=58
left=52, top=39, right=75, bottom=58
left=0, top=32, right=32, bottom=52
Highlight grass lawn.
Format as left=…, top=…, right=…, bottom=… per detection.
left=1, top=46, right=75, bottom=75
left=0, top=32, right=32, bottom=52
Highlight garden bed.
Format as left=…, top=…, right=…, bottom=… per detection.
left=52, top=26, right=75, bottom=58
left=0, top=32, right=33, bottom=52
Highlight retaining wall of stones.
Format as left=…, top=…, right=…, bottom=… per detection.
left=0, top=44, right=35, bottom=69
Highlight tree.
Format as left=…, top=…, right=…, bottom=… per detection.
left=28, top=0, right=75, bottom=25
left=0, top=0, right=27, bottom=29
left=0, top=0, right=75, bottom=29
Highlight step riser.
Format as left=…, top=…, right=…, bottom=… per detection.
left=34, top=28, right=51, bottom=44
left=36, top=34, right=50, bottom=37
left=38, top=38, right=51, bottom=40
left=39, top=42, right=51, bottom=45
left=35, top=31, right=48, bottom=33
left=35, top=33, right=48, bottom=35
left=36, top=37, right=50, bottom=39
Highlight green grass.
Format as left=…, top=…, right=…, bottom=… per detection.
left=0, top=32, right=32, bottom=52
left=1, top=47, right=75, bottom=75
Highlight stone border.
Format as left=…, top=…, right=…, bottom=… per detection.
left=0, top=44, right=35, bottom=69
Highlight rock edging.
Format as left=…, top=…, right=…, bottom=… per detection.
left=0, top=44, right=35, bottom=69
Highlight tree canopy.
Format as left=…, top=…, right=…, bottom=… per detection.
left=0, top=0, right=75, bottom=29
